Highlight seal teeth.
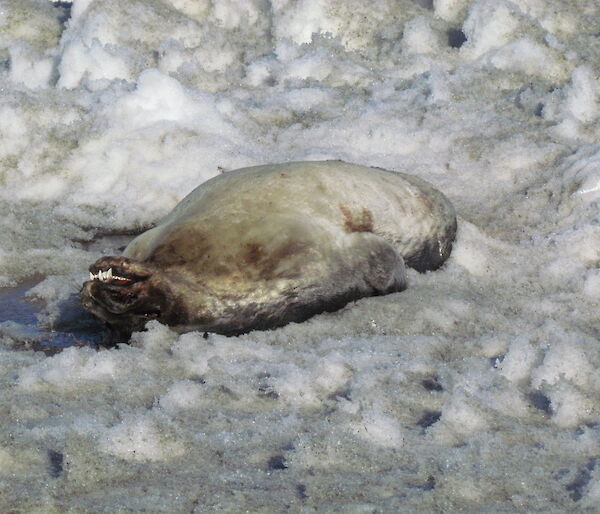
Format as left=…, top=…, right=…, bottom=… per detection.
left=89, top=268, right=132, bottom=283
left=89, top=269, right=109, bottom=281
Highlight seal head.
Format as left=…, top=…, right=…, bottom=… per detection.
left=81, top=256, right=184, bottom=337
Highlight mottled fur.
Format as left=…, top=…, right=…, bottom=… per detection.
left=81, top=161, right=457, bottom=340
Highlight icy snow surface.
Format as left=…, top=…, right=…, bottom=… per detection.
left=2, top=0, right=600, bottom=511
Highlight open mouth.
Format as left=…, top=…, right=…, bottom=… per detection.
left=82, top=257, right=164, bottom=327
left=88, top=262, right=151, bottom=286
left=89, top=267, right=135, bottom=285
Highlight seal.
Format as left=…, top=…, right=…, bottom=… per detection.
left=81, top=161, right=456, bottom=339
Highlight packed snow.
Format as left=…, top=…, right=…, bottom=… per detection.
left=2, top=0, right=600, bottom=510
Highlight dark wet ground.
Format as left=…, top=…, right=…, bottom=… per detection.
left=0, top=234, right=138, bottom=354
left=0, top=279, right=41, bottom=326
left=0, top=280, right=105, bottom=354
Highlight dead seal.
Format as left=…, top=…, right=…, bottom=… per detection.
left=81, top=160, right=456, bottom=340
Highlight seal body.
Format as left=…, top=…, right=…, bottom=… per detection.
left=81, top=161, right=456, bottom=338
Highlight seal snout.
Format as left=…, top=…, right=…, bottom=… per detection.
left=82, top=255, right=168, bottom=323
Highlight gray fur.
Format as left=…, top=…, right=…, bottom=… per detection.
left=81, top=161, right=457, bottom=339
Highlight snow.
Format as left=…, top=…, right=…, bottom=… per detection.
left=2, top=0, right=600, bottom=510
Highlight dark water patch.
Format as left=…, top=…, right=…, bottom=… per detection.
left=267, top=455, right=287, bottom=471
left=447, top=28, right=467, bottom=48
left=0, top=278, right=43, bottom=326
left=490, top=354, right=505, bottom=368
left=529, top=390, right=552, bottom=414
left=417, top=410, right=441, bottom=429
left=0, top=280, right=104, bottom=355
left=534, top=102, right=544, bottom=117
left=1, top=234, right=139, bottom=354
left=54, top=1, right=72, bottom=28
left=50, top=292, right=104, bottom=340
left=48, top=449, right=64, bottom=478
left=421, top=376, right=443, bottom=391
left=296, top=484, right=308, bottom=500
left=566, top=458, right=596, bottom=501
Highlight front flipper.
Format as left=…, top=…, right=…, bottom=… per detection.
left=256, top=232, right=407, bottom=331
left=342, top=231, right=407, bottom=295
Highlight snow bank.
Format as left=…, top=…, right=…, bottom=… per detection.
left=2, top=0, right=600, bottom=510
